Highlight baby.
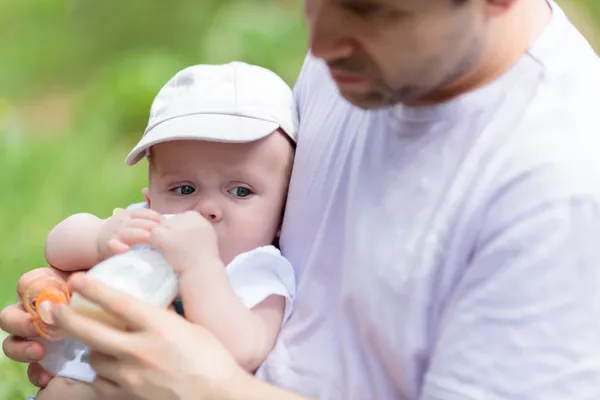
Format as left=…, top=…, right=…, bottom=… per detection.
left=31, top=62, right=298, bottom=400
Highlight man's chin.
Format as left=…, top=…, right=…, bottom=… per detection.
left=337, top=87, right=395, bottom=110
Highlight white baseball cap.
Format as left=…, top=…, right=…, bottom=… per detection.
left=125, top=62, right=298, bottom=166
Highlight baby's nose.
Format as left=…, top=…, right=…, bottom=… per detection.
left=196, top=199, right=222, bottom=222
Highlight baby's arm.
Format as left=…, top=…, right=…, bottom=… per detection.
left=45, top=213, right=105, bottom=272
left=179, top=259, right=285, bottom=373
left=35, top=377, right=98, bottom=400
left=45, top=208, right=164, bottom=272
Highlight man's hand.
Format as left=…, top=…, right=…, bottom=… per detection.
left=52, top=272, right=247, bottom=400
left=0, top=267, right=70, bottom=388
left=97, top=208, right=164, bottom=260
left=150, top=211, right=220, bottom=275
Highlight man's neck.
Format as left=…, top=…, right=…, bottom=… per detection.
left=422, top=0, right=552, bottom=105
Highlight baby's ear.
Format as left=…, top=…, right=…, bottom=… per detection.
left=142, top=187, right=151, bottom=207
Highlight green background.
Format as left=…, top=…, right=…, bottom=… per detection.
left=0, top=1, right=597, bottom=398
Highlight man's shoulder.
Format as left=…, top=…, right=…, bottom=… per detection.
left=512, top=69, right=600, bottom=178
left=525, top=2, right=600, bottom=133
left=496, top=20, right=600, bottom=201
left=472, top=57, right=600, bottom=234
left=489, top=101, right=600, bottom=211
left=474, top=98, right=600, bottom=249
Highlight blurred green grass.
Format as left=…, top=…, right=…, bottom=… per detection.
left=0, top=133, right=147, bottom=399
left=0, top=1, right=307, bottom=397
left=0, top=0, right=598, bottom=398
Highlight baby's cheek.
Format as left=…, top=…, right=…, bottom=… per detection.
left=150, top=198, right=193, bottom=216
left=215, top=230, right=235, bottom=265
left=217, top=224, right=266, bottom=263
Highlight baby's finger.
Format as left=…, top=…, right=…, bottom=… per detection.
left=117, top=228, right=153, bottom=247
left=127, top=208, right=165, bottom=223
left=107, top=239, right=130, bottom=256
left=148, top=225, right=173, bottom=252
left=123, top=218, right=160, bottom=232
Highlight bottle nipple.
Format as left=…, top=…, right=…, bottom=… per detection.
left=23, top=278, right=70, bottom=339
left=112, top=208, right=125, bottom=216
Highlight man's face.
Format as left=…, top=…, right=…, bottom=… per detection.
left=306, top=0, right=489, bottom=108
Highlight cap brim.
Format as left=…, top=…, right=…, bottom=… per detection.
left=126, top=114, right=280, bottom=165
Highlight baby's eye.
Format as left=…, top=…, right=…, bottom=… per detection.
left=173, top=185, right=195, bottom=195
left=228, top=187, right=252, bottom=198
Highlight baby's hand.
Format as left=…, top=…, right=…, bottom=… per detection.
left=150, top=211, right=219, bottom=275
left=97, top=208, right=164, bottom=260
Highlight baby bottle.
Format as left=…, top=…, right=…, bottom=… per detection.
left=69, top=243, right=179, bottom=328
left=22, top=212, right=179, bottom=376
left=67, top=210, right=179, bottom=328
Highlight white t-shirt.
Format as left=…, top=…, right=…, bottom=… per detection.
left=47, top=245, right=295, bottom=383
left=256, top=2, right=600, bottom=399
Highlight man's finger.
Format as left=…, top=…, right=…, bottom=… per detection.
left=2, top=335, right=44, bottom=363
left=16, top=267, right=69, bottom=299
left=91, top=375, right=123, bottom=400
left=91, top=352, right=147, bottom=399
left=0, top=303, right=37, bottom=337
left=67, top=273, right=170, bottom=331
left=27, top=362, right=52, bottom=388
left=52, top=303, right=133, bottom=358
left=89, top=350, right=125, bottom=385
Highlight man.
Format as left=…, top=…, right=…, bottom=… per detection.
left=3, top=0, right=600, bottom=399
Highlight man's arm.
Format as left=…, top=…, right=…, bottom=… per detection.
left=225, top=371, right=309, bottom=400
left=35, top=377, right=99, bottom=400
left=421, top=196, right=600, bottom=399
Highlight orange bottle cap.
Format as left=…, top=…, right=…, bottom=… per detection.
left=23, top=281, right=70, bottom=339
left=36, top=288, right=70, bottom=324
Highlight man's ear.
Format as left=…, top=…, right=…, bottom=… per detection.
left=142, top=187, right=151, bottom=207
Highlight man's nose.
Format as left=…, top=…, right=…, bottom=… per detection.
left=307, top=0, right=354, bottom=63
